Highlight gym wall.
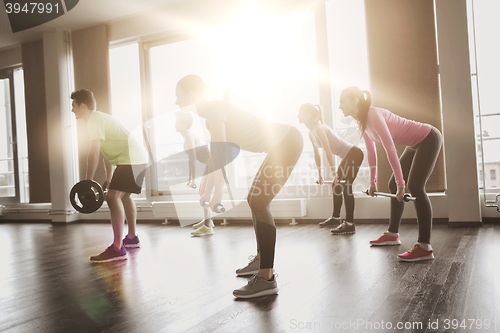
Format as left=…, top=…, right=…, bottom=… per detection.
left=365, top=0, right=445, bottom=193
left=21, top=40, right=51, bottom=203
left=72, top=24, right=112, bottom=186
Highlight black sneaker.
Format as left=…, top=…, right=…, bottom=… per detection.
left=331, top=221, right=356, bottom=235
left=90, top=245, right=127, bottom=263
left=319, top=216, right=341, bottom=228
left=123, top=235, right=140, bottom=248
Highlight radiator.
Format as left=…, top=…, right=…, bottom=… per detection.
left=152, top=198, right=307, bottom=225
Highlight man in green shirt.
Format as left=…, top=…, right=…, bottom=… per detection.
left=71, top=89, right=148, bottom=263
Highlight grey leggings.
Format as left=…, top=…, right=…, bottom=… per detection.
left=387, top=126, right=442, bottom=243
left=247, top=125, right=303, bottom=269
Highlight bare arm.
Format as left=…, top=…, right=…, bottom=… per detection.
left=103, top=156, right=114, bottom=188
left=202, top=122, right=226, bottom=207
left=309, top=133, right=322, bottom=183
left=86, top=140, right=101, bottom=180
left=185, top=132, right=196, bottom=183
left=314, top=125, right=337, bottom=178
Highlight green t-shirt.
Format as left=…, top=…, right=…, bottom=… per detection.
left=87, top=111, right=148, bottom=166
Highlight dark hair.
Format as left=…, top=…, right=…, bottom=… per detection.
left=341, top=86, right=372, bottom=135
left=176, top=74, right=209, bottom=97
left=300, top=103, right=324, bottom=124
left=70, top=89, right=96, bottom=110
left=175, top=111, right=194, bottom=130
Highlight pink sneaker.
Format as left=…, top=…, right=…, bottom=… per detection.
left=398, top=244, right=434, bottom=262
left=370, top=232, right=401, bottom=246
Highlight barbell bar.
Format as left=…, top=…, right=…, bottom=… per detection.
left=364, top=190, right=417, bottom=202
left=315, top=180, right=347, bottom=185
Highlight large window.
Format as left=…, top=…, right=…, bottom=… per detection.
left=148, top=7, right=319, bottom=195
left=108, top=1, right=372, bottom=198
left=326, top=0, right=370, bottom=193
left=469, top=0, right=500, bottom=191
left=0, top=68, right=28, bottom=202
left=109, top=43, right=146, bottom=197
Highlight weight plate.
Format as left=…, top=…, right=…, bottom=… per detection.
left=70, top=180, right=104, bottom=214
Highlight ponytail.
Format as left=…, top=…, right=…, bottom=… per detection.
left=357, top=90, right=372, bottom=136
left=341, top=86, right=372, bottom=136
left=314, top=104, right=324, bottom=124
left=299, top=103, right=324, bottom=124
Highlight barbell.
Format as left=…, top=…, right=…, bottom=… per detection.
left=202, top=201, right=226, bottom=214
left=364, top=190, right=417, bottom=202
left=316, top=180, right=347, bottom=185
left=70, top=180, right=107, bottom=214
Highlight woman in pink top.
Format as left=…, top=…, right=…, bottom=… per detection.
left=340, top=86, right=442, bottom=262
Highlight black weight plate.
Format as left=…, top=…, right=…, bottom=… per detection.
left=70, top=180, right=104, bottom=214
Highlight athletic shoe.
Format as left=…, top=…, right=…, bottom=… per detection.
left=90, top=245, right=127, bottom=263
left=235, top=255, right=260, bottom=276
left=193, top=219, right=215, bottom=229
left=191, top=225, right=214, bottom=237
left=233, top=273, right=279, bottom=298
left=331, top=221, right=356, bottom=235
left=319, top=216, right=341, bottom=228
left=398, top=244, right=434, bottom=262
left=370, top=232, right=401, bottom=246
left=123, top=235, right=140, bottom=248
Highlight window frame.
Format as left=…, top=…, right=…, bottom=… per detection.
left=108, top=0, right=372, bottom=200
left=0, top=67, right=21, bottom=203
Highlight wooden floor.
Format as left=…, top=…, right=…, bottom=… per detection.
left=0, top=222, right=499, bottom=333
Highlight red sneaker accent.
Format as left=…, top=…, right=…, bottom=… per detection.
left=398, top=244, right=434, bottom=262
left=370, top=232, right=401, bottom=246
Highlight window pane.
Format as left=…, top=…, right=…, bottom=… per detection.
left=109, top=43, right=146, bottom=196
left=13, top=69, right=29, bottom=202
left=149, top=11, right=319, bottom=192
left=0, top=78, right=15, bottom=198
left=110, top=43, right=143, bottom=133
left=149, top=38, right=215, bottom=193
left=326, top=0, right=370, bottom=192
left=471, top=0, right=500, bottom=190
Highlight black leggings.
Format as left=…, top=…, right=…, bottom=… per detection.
left=332, top=146, right=364, bottom=222
left=387, top=127, right=442, bottom=243
left=247, top=125, right=303, bottom=269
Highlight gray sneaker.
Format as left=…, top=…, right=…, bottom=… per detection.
left=331, top=221, right=356, bottom=235
left=233, top=273, right=279, bottom=298
left=235, top=255, right=260, bottom=276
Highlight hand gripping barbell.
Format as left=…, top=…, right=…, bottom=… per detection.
left=70, top=180, right=107, bottom=214
left=202, top=201, right=226, bottom=214
left=364, top=190, right=417, bottom=202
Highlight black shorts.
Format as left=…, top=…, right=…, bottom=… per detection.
left=109, top=164, right=148, bottom=194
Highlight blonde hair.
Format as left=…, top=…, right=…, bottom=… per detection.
left=300, top=103, right=324, bottom=124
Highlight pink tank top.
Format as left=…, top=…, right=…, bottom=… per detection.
left=363, top=107, right=431, bottom=188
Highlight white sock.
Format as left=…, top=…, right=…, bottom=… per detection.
left=385, top=231, right=398, bottom=236
left=417, top=242, right=432, bottom=250
left=345, top=221, right=353, bottom=226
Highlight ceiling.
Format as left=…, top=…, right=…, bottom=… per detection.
left=0, top=0, right=184, bottom=50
